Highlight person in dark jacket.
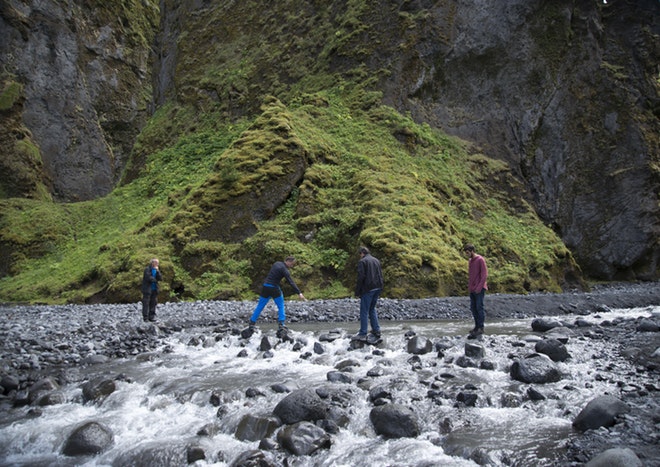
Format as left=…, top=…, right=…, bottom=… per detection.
left=354, top=246, right=384, bottom=340
left=141, top=258, right=162, bottom=322
left=249, top=256, right=305, bottom=330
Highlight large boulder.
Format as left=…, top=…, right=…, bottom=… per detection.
left=235, top=414, right=280, bottom=442
left=572, top=395, right=630, bottom=432
left=534, top=339, right=571, bottom=362
left=229, top=449, right=278, bottom=467
left=585, top=447, right=642, bottom=467
left=27, top=377, right=59, bottom=405
left=62, top=421, right=114, bottom=456
left=277, top=421, right=332, bottom=456
left=81, top=378, right=116, bottom=404
left=510, top=353, right=562, bottom=384
left=407, top=336, right=433, bottom=355
left=531, top=318, right=564, bottom=333
left=272, top=388, right=328, bottom=424
left=112, top=443, right=188, bottom=466
left=369, top=404, right=420, bottom=439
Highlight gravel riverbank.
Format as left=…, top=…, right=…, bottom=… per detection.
left=0, top=281, right=658, bottom=465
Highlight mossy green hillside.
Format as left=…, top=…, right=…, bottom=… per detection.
left=0, top=88, right=579, bottom=304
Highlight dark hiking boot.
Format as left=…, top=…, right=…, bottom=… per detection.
left=276, top=322, right=291, bottom=340
left=351, top=333, right=368, bottom=342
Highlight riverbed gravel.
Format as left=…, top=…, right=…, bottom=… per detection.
left=1, top=281, right=658, bottom=465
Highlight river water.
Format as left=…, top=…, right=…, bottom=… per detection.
left=0, top=306, right=657, bottom=466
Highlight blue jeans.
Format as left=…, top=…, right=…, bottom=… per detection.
left=469, top=289, right=486, bottom=329
left=359, top=288, right=381, bottom=335
left=250, top=285, right=286, bottom=323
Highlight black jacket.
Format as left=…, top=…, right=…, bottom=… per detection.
left=355, top=254, right=383, bottom=297
left=141, top=266, right=162, bottom=294
left=264, top=261, right=301, bottom=295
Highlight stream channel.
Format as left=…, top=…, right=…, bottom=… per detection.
left=1, top=306, right=657, bottom=466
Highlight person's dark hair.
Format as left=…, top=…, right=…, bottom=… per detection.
left=285, top=256, right=296, bottom=263
left=463, top=244, right=475, bottom=252
left=358, top=246, right=370, bottom=255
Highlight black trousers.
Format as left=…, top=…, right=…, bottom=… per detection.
left=142, top=290, right=158, bottom=320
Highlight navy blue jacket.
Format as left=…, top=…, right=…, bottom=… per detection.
left=141, top=266, right=162, bottom=294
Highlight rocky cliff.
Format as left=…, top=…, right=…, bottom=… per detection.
left=0, top=0, right=658, bottom=302
left=0, top=0, right=158, bottom=201
left=381, top=0, right=659, bottom=281
left=150, top=0, right=658, bottom=281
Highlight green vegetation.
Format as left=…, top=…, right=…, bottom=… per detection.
left=0, top=85, right=578, bottom=304
left=0, top=1, right=584, bottom=304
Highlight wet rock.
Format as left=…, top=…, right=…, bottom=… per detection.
left=113, top=443, right=188, bottom=466
left=369, top=384, right=392, bottom=403
left=27, top=377, right=59, bottom=404
left=335, top=358, right=360, bottom=371
left=479, top=360, right=496, bottom=370
left=455, top=355, right=478, bottom=368
left=187, top=445, right=205, bottom=463
left=572, top=395, right=630, bottom=431
left=259, top=336, right=272, bottom=351
left=326, top=371, right=351, bottom=384
left=531, top=318, right=564, bottom=332
left=81, top=377, right=116, bottom=403
left=245, top=387, right=265, bottom=398
left=316, top=418, right=340, bottom=434
left=407, top=336, right=433, bottom=355
left=62, top=421, right=114, bottom=456
left=456, top=392, right=478, bottom=407
left=326, top=406, right=350, bottom=427
left=465, top=342, right=485, bottom=359
left=34, top=391, right=65, bottom=406
left=535, top=339, right=571, bottom=362
left=367, top=365, right=385, bottom=377
left=527, top=387, right=546, bottom=401
left=510, top=353, right=562, bottom=384
left=196, top=423, right=220, bottom=437
left=500, top=392, right=522, bottom=408
left=319, top=330, right=342, bottom=342
left=270, top=383, right=290, bottom=393
left=544, top=327, right=573, bottom=343
left=0, top=374, right=19, bottom=394
left=273, top=388, right=328, bottom=424
left=235, top=414, right=280, bottom=441
left=636, top=318, right=659, bottom=332
left=313, top=342, right=325, bottom=354
left=585, top=447, right=642, bottom=467
left=277, top=421, right=331, bottom=455
left=370, top=404, right=420, bottom=438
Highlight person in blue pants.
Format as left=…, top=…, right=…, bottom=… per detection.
left=249, top=256, right=305, bottom=330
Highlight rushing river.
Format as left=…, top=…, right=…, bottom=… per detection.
left=0, top=306, right=657, bottom=466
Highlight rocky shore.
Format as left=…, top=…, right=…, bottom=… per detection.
left=0, top=281, right=658, bottom=465
left=1, top=282, right=658, bottom=384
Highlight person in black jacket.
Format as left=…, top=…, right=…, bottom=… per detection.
left=141, top=258, right=162, bottom=322
left=354, top=246, right=384, bottom=340
left=249, top=256, right=305, bottom=330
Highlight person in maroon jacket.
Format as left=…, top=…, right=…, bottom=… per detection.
left=463, top=244, right=488, bottom=338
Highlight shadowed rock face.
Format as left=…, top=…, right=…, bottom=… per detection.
left=0, top=0, right=157, bottom=202
left=372, top=0, right=659, bottom=281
